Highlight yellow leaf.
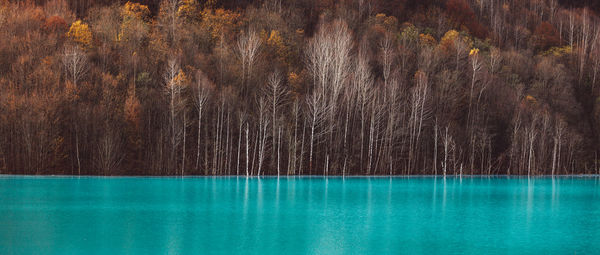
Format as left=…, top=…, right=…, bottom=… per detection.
left=469, top=48, right=480, bottom=56
left=122, top=1, right=150, bottom=22
left=419, top=33, right=436, bottom=46
left=178, top=0, right=200, bottom=21
left=526, top=95, right=537, bottom=104
left=201, top=8, right=241, bottom=40
left=67, top=20, right=92, bottom=47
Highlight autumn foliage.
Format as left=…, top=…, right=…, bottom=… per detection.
left=67, top=20, right=92, bottom=46
left=0, top=0, right=599, bottom=176
left=533, top=22, right=561, bottom=51
left=446, top=0, right=487, bottom=38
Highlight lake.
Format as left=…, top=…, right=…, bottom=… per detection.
left=0, top=176, right=599, bottom=254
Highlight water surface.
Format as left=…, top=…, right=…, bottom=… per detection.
left=0, top=176, right=599, bottom=254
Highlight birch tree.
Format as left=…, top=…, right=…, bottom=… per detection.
left=237, top=28, right=262, bottom=91
left=256, top=97, right=270, bottom=176
left=96, top=125, right=123, bottom=175
left=62, top=46, right=88, bottom=87
left=305, top=91, right=328, bottom=174
left=264, top=71, right=288, bottom=175
left=305, top=19, right=352, bottom=174
left=552, top=118, right=565, bottom=175
left=354, top=48, right=374, bottom=170
left=194, top=70, right=212, bottom=171
left=62, top=45, right=88, bottom=175
left=408, top=71, right=429, bottom=173
left=163, top=58, right=185, bottom=173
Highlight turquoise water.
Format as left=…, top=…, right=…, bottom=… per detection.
left=0, top=176, right=599, bottom=254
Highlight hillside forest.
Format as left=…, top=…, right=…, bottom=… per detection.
left=2, top=0, right=600, bottom=176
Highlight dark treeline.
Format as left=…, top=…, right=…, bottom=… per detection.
left=1, top=0, right=600, bottom=176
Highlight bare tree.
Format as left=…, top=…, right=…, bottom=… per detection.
left=569, top=10, right=575, bottom=49
left=526, top=116, right=538, bottom=176
left=579, top=8, right=591, bottom=84
left=237, top=111, right=247, bottom=175
left=194, top=70, right=212, bottom=171
left=354, top=48, right=374, bottom=171
left=264, top=71, right=288, bottom=175
left=383, top=77, right=402, bottom=175
left=469, top=49, right=483, bottom=120
left=327, top=22, right=353, bottom=173
left=62, top=46, right=88, bottom=87
left=245, top=122, right=250, bottom=176
left=288, top=99, right=301, bottom=175
left=305, top=91, right=328, bottom=174
left=96, top=125, right=123, bottom=175
left=408, top=71, right=429, bottom=173
left=442, top=126, right=455, bottom=176
left=62, top=45, right=88, bottom=175
left=305, top=19, right=353, bottom=174
left=552, top=118, right=566, bottom=175
left=236, top=28, right=262, bottom=90
left=468, top=49, right=483, bottom=172
left=367, top=91, right=384, bottom=174
left=163, top=58, right=185, bottom=173
left=256, top=98, right=270, bottom=176
left=379, top=34, right=395, bottom=88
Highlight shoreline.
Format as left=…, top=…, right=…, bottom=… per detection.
left=1, top=174, right=599, bottom=178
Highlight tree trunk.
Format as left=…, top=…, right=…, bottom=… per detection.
left=196, top=106, right=203, bottom=171
left=245, top=124, right=249, bottom=176
left=182, top=111, right=186, bottom=176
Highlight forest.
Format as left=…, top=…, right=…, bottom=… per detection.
left=1, top=0, right=600, bottom=176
